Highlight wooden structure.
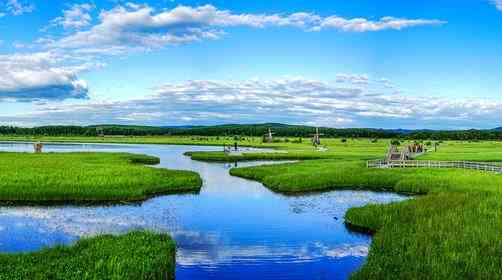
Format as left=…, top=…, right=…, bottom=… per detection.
left=33, top=142, right=43, bottom=153
left=310, top=127, right=324, bottom=146
left=367, top=160, right=502, bottom=173
left=263, top=128, right=275, bottom=143
left=387, top=145, right=404, bottom=161
left=368, top=141, right=501, bottom=173
left=386, top=143, right=425, bottom=161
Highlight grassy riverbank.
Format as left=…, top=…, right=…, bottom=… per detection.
left=231, top=157, right=502, bottom=279
left=186, top=139, right=389, bottom=162
left=0, top=135, right=391, bottom=162
left=0, top=231, right=175, bottom=279
left=0, top=152, right=202, bottom=203
left=0, top=135, right=279, bottom=147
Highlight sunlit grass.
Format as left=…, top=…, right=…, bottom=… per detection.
left=0, top=152, right=202, bottom=203
left=231, top=154, right=502, bottom=279
left=186, top=138, right=389, bottom=162
left=419, top=140, right=502, bottom=162
left=0, top=231, right=175, bottom=280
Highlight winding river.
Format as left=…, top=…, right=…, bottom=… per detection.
left=0, top=142, right=406, bottom=280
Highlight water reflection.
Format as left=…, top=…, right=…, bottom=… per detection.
left=0, top=142, right=407, bottom=280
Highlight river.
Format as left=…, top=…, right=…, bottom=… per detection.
left=0, top=142, right=406, bottom=280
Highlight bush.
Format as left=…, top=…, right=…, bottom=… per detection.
left=391, top=139, right=401, bottom=146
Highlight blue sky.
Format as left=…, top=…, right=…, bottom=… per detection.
left=1, top=0, right=502, bottom=129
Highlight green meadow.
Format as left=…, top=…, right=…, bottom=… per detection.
left=3, top=137, right=502, bottom=278
left=420, top=140, right=502, bottom=162
left=0, top=135, right=390, bottom=161
left=230, top=140, right=502, bottom=279
left=185, top=137, right=388, bottom=161
left=0, top=231, right=175, bottom=280
left=0, top=152, right=202, bottom=203
left=0, top=135, right=278, bottom=147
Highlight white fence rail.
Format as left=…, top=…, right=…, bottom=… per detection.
left=367, top=160, right=502, bottom=173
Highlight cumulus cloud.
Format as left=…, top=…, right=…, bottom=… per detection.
left=4, top=0, right=34, bottom=16
left=42, top=4, right=445, bottom=55
left=2, top=76, right=502, bottom=129
left=0, top=52, right=89, bottom=101
left=47, top=3, right=94, bottom=30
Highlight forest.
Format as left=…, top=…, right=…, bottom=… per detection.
left=1, top=123, right=502, bottom=140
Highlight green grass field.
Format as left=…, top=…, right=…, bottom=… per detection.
left=0, top=135, right=391, bottom=161
left=0, top=135, right=279, bottom=147
left=4, top=136, right=502, bottom=278
left=420, top=140, right=502, bottom=162
left=0, top=152, right=202, bottom=203
left=0, top=231, right=175, bottom=280
left=186, top=138, right=389, bottom=161
left=230, top=140, right=502, bottom=279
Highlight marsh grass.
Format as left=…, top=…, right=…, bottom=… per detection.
left=0, top=231, right=175, bottom=280
left=231, top=159, right=502, bottom=279
left=185, top=138, right=388, bottom=162
left=0, top=152, right=202, bottom=203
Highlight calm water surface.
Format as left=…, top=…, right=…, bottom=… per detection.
left=0, top=142, right=407, bottom=280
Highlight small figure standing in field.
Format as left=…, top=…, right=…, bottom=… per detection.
left=34, top=142, right=43, bottom=153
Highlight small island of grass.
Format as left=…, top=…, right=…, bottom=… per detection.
left=0, top=231, right=175, bottom=280
left=0, top=152, right=202, bottom=203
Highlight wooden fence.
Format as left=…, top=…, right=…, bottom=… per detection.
left=367, top=160, right=502, bottom=173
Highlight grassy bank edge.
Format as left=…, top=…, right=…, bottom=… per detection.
left=0, top=137, right=283, bottom=149
left=0, top=231, right=176, bottom=280
left=229, top=160, right=502, bottom=279
left=0, top=152, right=203, bottom=204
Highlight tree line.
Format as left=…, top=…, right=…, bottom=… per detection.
left=1, top=124, right=502, bottom=140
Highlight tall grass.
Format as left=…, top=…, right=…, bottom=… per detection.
left=231, top=159, right=502, bottom=279
left=0, top=152, right=202, bottom=203
left=0, top=231, right=175, bottom=280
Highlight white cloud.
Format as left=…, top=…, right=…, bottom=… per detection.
left=319, top=16, right=445, bottom=32
left=42, top=4, right=445, bottom=56
left=5, top=0, right=34, bottom=16
left=0, top=206, right=370, bottom=263
left=492, top=0, right=502, bottom=10
left=2, top=76, right=502, bottom=129
left=336, top=74, right=369, bottom=85
left=0, top=52, right=89, bottom=101
left=47, top=3, right=94, bottom=30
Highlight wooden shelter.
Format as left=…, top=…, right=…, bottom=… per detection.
left=386, top=143, right=425, bottom=161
